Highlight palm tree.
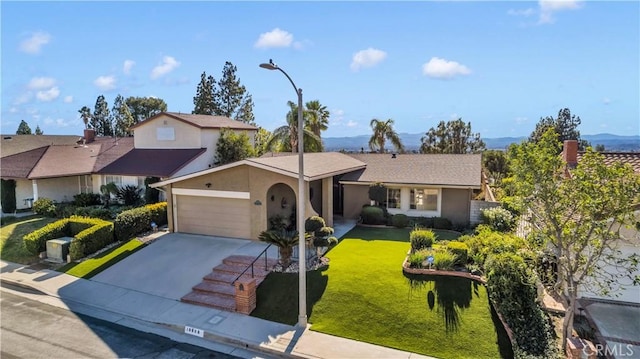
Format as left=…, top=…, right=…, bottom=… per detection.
left=305, top=100, right=330, bottom=150
left=265, top=101, right=322, bottom=153
left=368, top=118, right=405, bottom=153
left=258, top=229, right=299, bottom=268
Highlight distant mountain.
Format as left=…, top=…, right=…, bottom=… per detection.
left=323, top=133, right=640, bottom=152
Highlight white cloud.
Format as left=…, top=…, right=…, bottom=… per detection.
left=94, top=75, right=117, bottom=90
left=346, top=120, right=357, bottom=128
left=123, top=60, right=135, bottom=75
left=9, top=107, right=18, bottom=113
left=350, top=48, right=387, bottom=71
left=19, top=31, right=51, bottom=54
left=36, top=87, right=60, bottom=102
left=602, top=97, right=611, bottom=105
left=254, top=28, right=294, bottom=49
left=27, top=77, right=57, bottom=90
left=44, top=117, right=73, bottom=128
left=422, top=57, right=471, bottom=79
left=150, top=56, right=180, bottom=79
left=64, top=95, right=73, bottom=103
left=538, top=0, right=583, bottom=24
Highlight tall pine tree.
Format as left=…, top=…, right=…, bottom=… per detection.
left=126, top=96, right=167, bottom=123
left=35, top=125, right=43, bottom=135
left=192, top=72, right=217, bottom=115
left=16, top=120, right=32, bottom=134
left=112, top=94, right=136, bottom=137
left=92, top=95, right=112, bottom=136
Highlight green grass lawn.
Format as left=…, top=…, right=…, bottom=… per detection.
left=57, top=239, right=145, bottom=279
left=0, top=215, right=59, bottom=264
left=252, top=226, right=511, bottom=359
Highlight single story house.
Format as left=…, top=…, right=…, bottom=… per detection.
left=0, top=112, right=258, bottom=212
left=152, top=152, right=483, bottom=240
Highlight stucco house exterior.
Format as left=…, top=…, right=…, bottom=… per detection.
left=152, top=152, right=483, bottom=240
left=0, top=112, right=257, bottom=212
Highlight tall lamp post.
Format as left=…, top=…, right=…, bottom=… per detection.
left=259, top=59, right=307, bottom=327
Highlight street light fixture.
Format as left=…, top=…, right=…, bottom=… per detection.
left=259, top=59, right=307, bottom=327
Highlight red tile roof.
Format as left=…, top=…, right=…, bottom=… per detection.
left=98, top=148, right=206, bottom=177
left=577, top=152, right=640, bottom=173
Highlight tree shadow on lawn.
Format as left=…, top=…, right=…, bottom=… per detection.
left=251, top=266, right=329, bottom=326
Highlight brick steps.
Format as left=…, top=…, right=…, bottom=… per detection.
left=180, top=255, right=276, bottom=312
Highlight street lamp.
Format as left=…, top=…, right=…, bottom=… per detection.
left=259, top=59, right=307, bottom=327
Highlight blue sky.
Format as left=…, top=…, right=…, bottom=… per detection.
left=2, top=1, right=639, bottom=139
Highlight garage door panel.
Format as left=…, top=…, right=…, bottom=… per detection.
left=176, top=195, right=251, bottom=238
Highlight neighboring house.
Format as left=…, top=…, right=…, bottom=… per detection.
left=152, top=152, right=483, bottom=240
left=562, top=140, right=640, bottom=304
left=0, top=112, right=258, bottom=212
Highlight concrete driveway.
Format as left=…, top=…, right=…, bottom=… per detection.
left=91, top=233, right=277, bottom=301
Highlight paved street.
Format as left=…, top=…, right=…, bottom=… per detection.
left=0, top=286, right=238, bottom=359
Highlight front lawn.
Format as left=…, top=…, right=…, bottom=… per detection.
left=0, top=215, right=59, bottom=264
left=57, top=239, right=145, bottom=279
left=252, top=226, right=511, bottom=358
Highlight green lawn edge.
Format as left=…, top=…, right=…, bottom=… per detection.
left=57, top=239, right=145, bottom=279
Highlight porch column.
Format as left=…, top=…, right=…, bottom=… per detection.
left=32, top=179, right=39, bottom=201
left=322, top=177, right=333, bottom=226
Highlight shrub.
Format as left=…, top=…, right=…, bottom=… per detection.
left=73, top=193, right=101, bottom=207
left=446, top=241, right=469, bottom=266
left=87, top=207, right=115, bottom=220
left=361, top=205, right=385, bottom=225
left=481, top=206, right=516, bottom=232
left=368, top=182, right=387, bottom=205
left=413, top=216, right=434, bottom=228
left=23, top=219, right=70, bottom=254
left=69, top=218, right=114, bottom=259
left=117, top=185, right=143, bottom=206
left=486, top=253, right=556, bottom=358
left=408, top=250, right=429, bottom=268
left=269, top=214, right=287, bottom=231
left=1, top=179, right=16, bottom=213
left=410, top=229, right=436, bottom=252
left=33, top=198, right=56, bottom=217
left=305, top=216, right=325, bottom=233
left=432, top=217, right=452, bottom=230
left=462, top=225, right=528, bottom=268
left=113, top=202, right=167, bottom=241
left=433, top=251, right=456, bottom=270
left=313, top=236, right=338, bottom=247
left=315, top=226, right=334, bottom=238
left=391, top=214, right=409, bottom=228
left=55, top=203, right=77, bottom=218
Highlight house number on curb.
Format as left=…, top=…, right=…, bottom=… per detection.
left=185, top=326, right=204, bottom=337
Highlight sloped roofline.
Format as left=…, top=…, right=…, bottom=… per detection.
left=130, top=112, right=258, bottom=131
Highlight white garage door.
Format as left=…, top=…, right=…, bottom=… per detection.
left=176, top=195, right=251, bottom=238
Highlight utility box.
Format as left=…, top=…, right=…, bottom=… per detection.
left=46, top=237, right=73, bottom=263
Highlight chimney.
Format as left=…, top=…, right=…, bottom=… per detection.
left=563, top=140, right=578, bottom=167
left=84, top=129, right=96, bottom=143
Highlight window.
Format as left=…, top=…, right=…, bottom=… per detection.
left=387, top=188, right=401, bottom=209
left=410, top=188, right=438, bottom=211
left=105, top=175, right=122, bottom=186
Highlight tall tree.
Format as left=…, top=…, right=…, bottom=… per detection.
left=16, top=120, right=32, bottom=134
left=112, top=94, right=136, bottom=137
left=192, top=71, right=217, bottom=115
left=92, top=95, right=112, bottom=136
left=266, top=101, right=322, bottom=153
left=420, top=119, right=485, bottom=154
left=483, top=150, right=509, bottom=183
left=368, top=118, right=404, bottom=153
left=253, top=127, right=272, bottom=157
left=79, top=106, right=92, bottom=129
left=35, top=125, right=43, bottom=135
left=215, top=128, right=255, bottom=165
left=305, top=100, right=330, bottom=149
left=215, top=61, right=255, bottom=124
left=529, top=108, right=589, bottom=150
left=509, top=129, right=640, bottom=353
left=126, top=96, right=167, bottom=124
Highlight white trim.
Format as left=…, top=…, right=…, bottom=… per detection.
left=172, top=188, right=250, bottom=199
left=339, top=180, right=480, bottom=189
left=172, top=193, right=178, bottom=232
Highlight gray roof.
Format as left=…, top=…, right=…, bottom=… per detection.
left=248, top=152, right=367, bottom=180
left=132, top=112, right=258, bottom=131
left=1, top=134, right=80, bottom=157
left=341, top=153, right=482, bottom=187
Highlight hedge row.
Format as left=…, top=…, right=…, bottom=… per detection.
left=23, top=217, right=114, bottom=260
left=114, top=202, right=167, bottom=241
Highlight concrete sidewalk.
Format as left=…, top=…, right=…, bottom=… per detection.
left=0, top=259, right=432, bottom=359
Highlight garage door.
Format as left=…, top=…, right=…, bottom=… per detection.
left=176, top=195, right=251, bottom=238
